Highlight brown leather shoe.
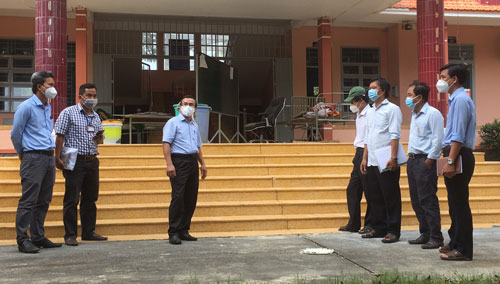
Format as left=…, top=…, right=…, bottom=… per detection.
left=421, top=240, right=444, bottom=249
left=65, top=238, right=78, bottom=246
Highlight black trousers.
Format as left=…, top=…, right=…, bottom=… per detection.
left=443, top=148, right=475, bottom=259
left=168, top=154, right=199, bottom=236
left=346, top=147, right=371, bottom=230
left=16, top=153, right=55, bottom=244
left=62, top=158, right=100, bottom=239
left=407, top=157, right=443, bottom=242
left=366, top=166, right=401, bottom=236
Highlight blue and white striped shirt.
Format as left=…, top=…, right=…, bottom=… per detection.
left=54, top=103, right=103, bottom=155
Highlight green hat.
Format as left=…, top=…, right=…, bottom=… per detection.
left=344, top=86, right=366, bottom=102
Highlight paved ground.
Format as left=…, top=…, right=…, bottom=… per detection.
left=1, top=228, right=500, bottom=283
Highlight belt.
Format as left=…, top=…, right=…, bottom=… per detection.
left=442, top=146, right=472, bottom=154
left=24, top=150, right=54, bottom=156
left=171, top=153, right=197, bottom=158
left=408, top=153, right=427, bottom=159
left=77, top=154, right=97, bottom=161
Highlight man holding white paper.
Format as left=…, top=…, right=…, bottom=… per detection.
left=405, top=81, right=444, bottom=249
left=54, top=83, right=107, bottom=246
left=360, top=78, right=403, bottom=243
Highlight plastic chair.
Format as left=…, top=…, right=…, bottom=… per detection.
left=244, top=97, right=286, bottom=143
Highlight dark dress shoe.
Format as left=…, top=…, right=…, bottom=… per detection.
left=421, top=240, right=444, bottom=249
left=381, top=233, right=400, bottom=243
left=82, top=233, right=108, bottom=241
left=65, top=238, right=78, bottom=246
left=169, top=235, right=182, bottom=245
left=32, top=238, right=62, bottom=248
left=180, top=232, right=198, bottom=241
left=18, top=240, right=40, bottom=253
left=339, top=225, right=359, bottom=232
left=408, top=235, right=429, bottom=245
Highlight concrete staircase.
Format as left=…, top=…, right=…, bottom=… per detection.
left=1, top=143, right=499, bottom=245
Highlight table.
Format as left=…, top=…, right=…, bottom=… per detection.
left=124, top=113, right=174, bottom=144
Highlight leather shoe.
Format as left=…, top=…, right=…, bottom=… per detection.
left=65, top=238, right=78, bottom=246
left=339, top=225, right=359, bottom=232
left=82, top=232, right=108, bottom=241
left=421, top=240, right=444, bottom=249
left=180, top=232, right=198, bottom=241
left=32, top=238, right=62, bottom=248
left=169, top=234, right=182, bottom=245
left=408, top=235, right=429, bottom=245
left=18, top=240, right=40, bottom=253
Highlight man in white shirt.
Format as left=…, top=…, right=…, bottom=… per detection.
left=339, top=86, right=372, bottom=234
left=360, top=78, right=403, bottom=243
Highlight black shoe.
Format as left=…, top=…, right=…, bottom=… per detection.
left=381, top=233, right=400, bottom=243
left=180, top=232, right=198, bottom=241
left=32, top=238, right=62, bottom=248
left=169, top=234, right=182, bottom=245
left=65, top=238, right=78, bottom=246
left=408, top=235, right=429, bottom=245
left=421, top=240, right=444, bottom=249
left=339, top=225, right=359, bottom=232
left=82, top=233, right=108, bottom=241
left=18, top=240, right=40, bottom=253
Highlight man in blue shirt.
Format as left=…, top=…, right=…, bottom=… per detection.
left=438, top=63, right=476, bottom=261
left=163, top=95, right=207, bottom=245
left=405, top=81, right=444, bottom=249
left=360, top=78, right=403, bottom=243
left=10, top=71, right=62, bottom=253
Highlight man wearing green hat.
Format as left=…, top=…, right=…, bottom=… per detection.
left=339, top=86, right=373, bottom=233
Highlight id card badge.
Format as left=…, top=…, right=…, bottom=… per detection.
left=86, top=125, right=96, bottom=133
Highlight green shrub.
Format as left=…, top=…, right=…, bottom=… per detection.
left=478, top=118, right=500, bottom=150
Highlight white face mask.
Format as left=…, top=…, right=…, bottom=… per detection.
left=350, top=104, right=359, bottom=113
left=43, top=86, right=58, bottom=99
left=436, top=79, right=455, bottom=93
left=180, top=105, right=195, bottom=117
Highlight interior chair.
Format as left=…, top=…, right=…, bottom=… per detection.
left=244, top=97, right=286, bottom=143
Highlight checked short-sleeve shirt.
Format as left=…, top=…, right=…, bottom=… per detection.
left=54, top=103, right=103, bottom=155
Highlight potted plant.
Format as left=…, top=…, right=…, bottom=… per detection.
left=478, top=118, right=500, bottom=161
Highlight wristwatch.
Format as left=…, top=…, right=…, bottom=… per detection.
left=447, top=158, right=454, bottom=165
left=391, top=157, right=398, bottom=162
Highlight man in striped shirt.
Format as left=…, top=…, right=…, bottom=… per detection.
left=54, top=83, right=107, bottom=246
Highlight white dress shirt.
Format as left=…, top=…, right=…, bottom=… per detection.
left=364, top=99, right=402, bottom=167
left=408, top=102, right=444, bottom=160
left=353, top=104, right=370, bottom=148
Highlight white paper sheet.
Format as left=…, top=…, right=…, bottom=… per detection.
left=373, top=143, right=408, bottom=173
left=61, top=147, right=78, bottom=171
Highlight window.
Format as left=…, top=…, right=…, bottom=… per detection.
left=341, top=47, right=380, bottom=100
left=449, top=44, right=474, bottom=100
left=67, top=42, right=76, bottom=106
left=164, top=33, right=194, bottom=71
left=201, top=34, right=229, bottom=60
left=306, top=48, right=318, bottom=97
left=141, top=32, right=157, bottom=70
left=0, top=39, right=35, bottom=112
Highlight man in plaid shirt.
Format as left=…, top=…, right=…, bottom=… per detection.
left=54, top=83, right=107, bottom=246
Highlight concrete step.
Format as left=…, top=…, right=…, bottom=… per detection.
left=1, top=209, right=499, bottom=240
left=2, top=196, right=500, bottom=223
left=1, top=184, right=499, bottom=208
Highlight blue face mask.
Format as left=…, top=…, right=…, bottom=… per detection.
left=405, top=95, right=421, bottom=109
left=367, top=89, right=380, bottom=101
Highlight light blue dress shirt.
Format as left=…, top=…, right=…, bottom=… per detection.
left=162, top=114, right=202, bottom=154
left=364, top=99, right=402, bottom=167
left=408, top=103, right=444, bottom=160
left=10, top=95, right=55, bottom=155
left=442, top=87, right=476, bottom=150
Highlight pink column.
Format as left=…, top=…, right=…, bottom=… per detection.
left=36, top=0, right=67, bottom=119
left=417, top=0, right=445, bottom=114
left=317, top=17, right=333, bottom=141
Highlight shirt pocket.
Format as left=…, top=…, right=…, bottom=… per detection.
left=374, top=112, right=388, bottom=129
left=416, top=120, right=431, bottom=137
